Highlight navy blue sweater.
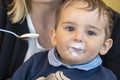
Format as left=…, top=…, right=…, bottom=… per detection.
left=12, top=51, right=117, bottom=80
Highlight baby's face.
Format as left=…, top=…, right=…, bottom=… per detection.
left=50, top=3, right=112, bottom=65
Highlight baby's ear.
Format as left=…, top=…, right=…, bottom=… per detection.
left=50, top=29, right=57, bottom=46
left=99, top=39, right=113, bottom=55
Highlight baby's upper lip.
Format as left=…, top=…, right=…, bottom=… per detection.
left=70, top=43, right=85, bottom=49
left=69, top=43, right=85, bottom=52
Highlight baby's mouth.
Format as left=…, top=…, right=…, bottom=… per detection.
left=69, top=43, right=85, bottom=56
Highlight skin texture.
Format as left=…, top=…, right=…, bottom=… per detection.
left=50, top=2, right=113, bottom=65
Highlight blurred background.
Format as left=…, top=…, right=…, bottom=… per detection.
left=103, top=0, right=120, bottom=13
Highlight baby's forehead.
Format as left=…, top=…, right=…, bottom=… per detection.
left=61, top=1, right=108, bottom=22
left=61, top=1, right=91, bottom=11
left=60, top=3, right=108, bottom=31
left=61, top=3, right=108, bottom=22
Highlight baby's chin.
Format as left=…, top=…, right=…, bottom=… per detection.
left=63, top=56, right=84, bottom=65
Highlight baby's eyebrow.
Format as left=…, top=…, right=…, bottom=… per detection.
left=87, top=25, right=101, bottom=32
left=62, top=21, right=75, bottom=25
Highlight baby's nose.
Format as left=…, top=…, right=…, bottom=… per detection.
left=74, top=31, right=84, bottom=42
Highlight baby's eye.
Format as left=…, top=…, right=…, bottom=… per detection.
left=65, top=26, right=75, bottom=32
left=87, top=31, right=96, bottom=36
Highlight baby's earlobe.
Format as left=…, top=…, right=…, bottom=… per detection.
left=100, top=39, right=113, bottom=55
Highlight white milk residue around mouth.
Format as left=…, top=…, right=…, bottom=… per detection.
left=69, top=43, right=85, bottom=56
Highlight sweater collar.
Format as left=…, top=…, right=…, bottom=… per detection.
left=48, top=48, right=102, bottom=71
